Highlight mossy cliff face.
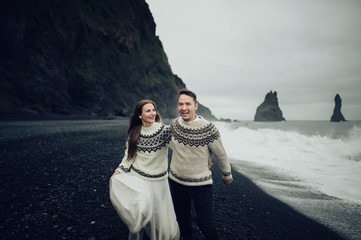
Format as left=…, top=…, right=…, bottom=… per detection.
left=0, top=0, right=193, bottom=118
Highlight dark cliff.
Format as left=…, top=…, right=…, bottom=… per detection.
left=254, top=91, right=286, bottom=122
left=0, top=0, right=216, bottom=119
left=330, top=94, right=346, bottom=122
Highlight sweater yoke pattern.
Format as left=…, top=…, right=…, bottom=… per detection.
left=137, top=124, right=171, bottom=153
left=171, top=120, right=220, bottom=147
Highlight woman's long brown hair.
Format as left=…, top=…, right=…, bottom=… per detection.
left=126, top=99, right=162, bottom=161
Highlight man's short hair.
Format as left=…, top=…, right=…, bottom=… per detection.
left=178, top=88, right=198, bottom=104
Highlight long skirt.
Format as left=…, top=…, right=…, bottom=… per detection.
left=109, top=173, right=180, bottom=240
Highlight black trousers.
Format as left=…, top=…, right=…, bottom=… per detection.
left=169, top=179, right=218, bottom=240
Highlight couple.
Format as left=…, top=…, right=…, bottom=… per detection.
left=109, top=89, right=233, bottom=240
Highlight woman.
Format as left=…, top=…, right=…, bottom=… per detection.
left=109, top=100, right=179, bottom=240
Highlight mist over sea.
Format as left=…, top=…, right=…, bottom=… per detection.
left=215, top=120, right=361, bottom=240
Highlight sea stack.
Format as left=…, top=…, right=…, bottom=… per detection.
left=330, top=94, right=346, bottom=122
left=254, top=91, right=286, bottom=122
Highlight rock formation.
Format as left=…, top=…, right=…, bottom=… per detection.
left=0, top=0, right=216, bottom=119
left=254, top=91, right=286, bottom=122
left=330, top=94, right=346, bottom=122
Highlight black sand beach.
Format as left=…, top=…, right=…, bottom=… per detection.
left=0, top=115, right=346, bottom=239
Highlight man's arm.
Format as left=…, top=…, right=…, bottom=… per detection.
left=209, top=136, right=233, bottom=184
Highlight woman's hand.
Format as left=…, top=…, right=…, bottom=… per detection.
left=112, top=171, right=120, bottom=177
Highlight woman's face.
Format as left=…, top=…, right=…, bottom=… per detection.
left=139, top=103, right=157, bottom=127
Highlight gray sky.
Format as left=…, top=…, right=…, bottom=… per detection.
left=146, top=0, right=361, bottom=120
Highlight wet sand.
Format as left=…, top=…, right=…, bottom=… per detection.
left=231, top=161, right=360, bottom=240
left=0, top=116, right=346, bottom=239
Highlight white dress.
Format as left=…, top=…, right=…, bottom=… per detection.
left=109, top=123, right=179, bottom=240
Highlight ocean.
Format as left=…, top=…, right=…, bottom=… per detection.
left=214, top=120, right=361, bottom=240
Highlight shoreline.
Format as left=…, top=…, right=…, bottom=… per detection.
left=0, top=118, right=347, bottom=239
left=230, top=161, right=360, bottom=240
left=209, top=161, right=346, bottom=240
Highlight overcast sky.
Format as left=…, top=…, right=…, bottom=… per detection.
left=146, top=0, right=361, bottom=120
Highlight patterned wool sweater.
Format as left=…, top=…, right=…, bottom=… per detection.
left=115, top=122, right=171, bottom=181
left=169, top=116, right=232, bottom=186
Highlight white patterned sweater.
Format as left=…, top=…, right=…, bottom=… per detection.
left=115, top=122, right=171, bottom=181
left=169, top=116, right=233, bottom=186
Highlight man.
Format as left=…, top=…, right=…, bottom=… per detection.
left=169, top=89, right=233, bottom=240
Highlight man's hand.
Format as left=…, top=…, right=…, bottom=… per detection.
left=223, top=178, right=233, bottom=186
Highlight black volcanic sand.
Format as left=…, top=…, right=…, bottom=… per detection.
left=0, top=116, right=345, bottom=240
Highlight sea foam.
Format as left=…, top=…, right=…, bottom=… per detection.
left=215, top=121, right=361, bottom=204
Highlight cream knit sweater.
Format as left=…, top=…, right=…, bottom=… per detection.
left=115, top=122, right=171, bottom=181
left=169, top=116, right=232, bottom=186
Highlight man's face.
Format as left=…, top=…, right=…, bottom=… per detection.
left=178, top=94, right=198, bottom=122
